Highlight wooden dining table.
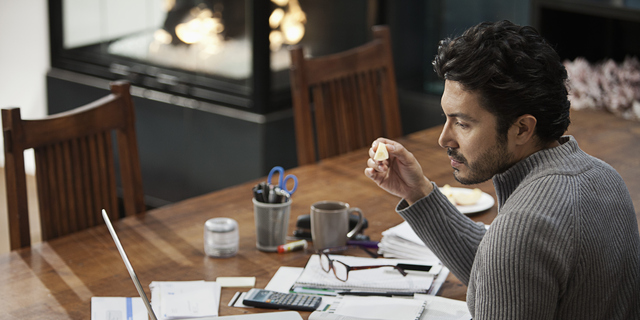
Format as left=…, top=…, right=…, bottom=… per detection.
left=0, top=109, right=638, bottom=319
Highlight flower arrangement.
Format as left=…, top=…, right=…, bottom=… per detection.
left=564, top=56, right=640, bottom=120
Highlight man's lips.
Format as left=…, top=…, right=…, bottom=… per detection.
left=447, top=149, right=465, bottom=168
left=449, top=156, right=464, bottom=168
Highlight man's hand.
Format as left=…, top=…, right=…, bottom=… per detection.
left=364, top=138, right=434, bottom=205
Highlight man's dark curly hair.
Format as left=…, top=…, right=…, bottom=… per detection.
left=433, top=20, right=571, bottom=144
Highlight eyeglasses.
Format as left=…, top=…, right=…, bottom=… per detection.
left=317, top=247, right=407, bottom=282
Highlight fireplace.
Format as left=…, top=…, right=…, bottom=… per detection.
left=49, top=0, right=378, bottom=114
left=47, top=0, right=381, bottom=206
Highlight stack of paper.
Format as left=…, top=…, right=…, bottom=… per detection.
left=378, top=222, right=450, bottom=295
left=378, top=221, right=439, bottom=260
left=150, top=281, right=221, bottom=320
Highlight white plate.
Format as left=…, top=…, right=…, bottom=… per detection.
left=439, top=187, right=495, bottom=215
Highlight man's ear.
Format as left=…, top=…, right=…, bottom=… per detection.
left=512, top=114, right=537, bottom=146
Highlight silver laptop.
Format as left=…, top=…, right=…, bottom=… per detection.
left=101, top=209, right=302, bottom=320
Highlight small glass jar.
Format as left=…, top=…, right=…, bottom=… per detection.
left=204, top=217, right=239, bottom=258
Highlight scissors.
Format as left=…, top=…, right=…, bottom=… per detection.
left=267, top=166, right=298, bottom=195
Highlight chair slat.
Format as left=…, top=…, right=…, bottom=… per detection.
left=359, top=71, right=381, bottom=141
left=313, top=85, right=330, bottom=160
left=346, top=74, right=366, bottom=148
left=95, top=132, right=111, bottom=215
left=61, top=140, right=80, bottom=234
left=77, top=136, right=96, bottom=228
left=331, top=80, right=349, bottom=155
left=103, top=131, right=119, bottom=218
left=91, top=137, right=103, bottom=224
left=70, top=138, right=87, bottom=230
left=34, top=146, right=52, bottom=240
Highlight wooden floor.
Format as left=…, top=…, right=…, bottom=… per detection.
left=0, top=169, right=40, bottom=254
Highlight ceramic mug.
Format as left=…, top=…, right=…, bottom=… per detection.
left=310, top=201, right=364, bottom=250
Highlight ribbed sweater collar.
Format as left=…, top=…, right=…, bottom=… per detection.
left=492, top=135, right=580, bottom=210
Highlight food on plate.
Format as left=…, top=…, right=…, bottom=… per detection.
left=441, top=184, right=456, bottom=204
left=373, top=142, right=389, bottom=161
left=440, top=184, right=483, bottom=206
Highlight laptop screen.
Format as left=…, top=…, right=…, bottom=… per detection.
left=102, top=209, right=158, bottom=320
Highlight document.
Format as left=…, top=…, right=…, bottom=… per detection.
left=91, top=297, right=148, bottom=320
left=415, top=295, right=472, bottom=320
left=324, top=295, right=425, bottom=320
left=150, top=280, right=221, bottom=319
left=309, top=295, right=471, bottom=320
left=378, top=222, right=439, bottom=261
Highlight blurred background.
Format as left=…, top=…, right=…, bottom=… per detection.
left=1, top=0, right=638, bottom=253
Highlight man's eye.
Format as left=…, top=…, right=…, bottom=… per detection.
left=456, top=122, right=468, bottom=128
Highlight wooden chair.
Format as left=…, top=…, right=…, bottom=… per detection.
left=2, top=80, right=145, bottom=250
left=289, top=25, right=403, bottom=165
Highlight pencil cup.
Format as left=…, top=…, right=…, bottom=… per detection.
left=253, top=198, right=291, bottom=252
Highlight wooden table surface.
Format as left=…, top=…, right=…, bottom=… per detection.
left=0, top=110, right=638, bottom=319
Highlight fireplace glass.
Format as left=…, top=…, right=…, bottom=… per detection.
left=50, top=0, right=377, bottom=114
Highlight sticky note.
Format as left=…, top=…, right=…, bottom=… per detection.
left=215, top=277, right=256, bottom=287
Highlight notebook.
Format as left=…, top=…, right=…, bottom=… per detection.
left=101, top=209, right=302, bottom=320
left=293, top=255, right=434, bottom=293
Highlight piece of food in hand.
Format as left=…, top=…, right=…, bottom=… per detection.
left=453, top=188, right=483, bottom=206
left=373, top=142, right=389, bottom=161
left=440, top=184, right=482, bottom=206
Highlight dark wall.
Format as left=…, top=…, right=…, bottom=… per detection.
left=533, top=0, right=640, bottom=62
left=47, top=71, right=297, bottom=207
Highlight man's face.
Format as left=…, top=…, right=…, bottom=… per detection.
left=438, top=80, right=515, bottom=185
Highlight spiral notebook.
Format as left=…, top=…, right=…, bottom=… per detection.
left=293, top=255, right=434, bottom=293
left=310, top=295, right=426, bottom=320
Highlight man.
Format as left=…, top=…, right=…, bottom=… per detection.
left=365, top=20, right=640, bottom=319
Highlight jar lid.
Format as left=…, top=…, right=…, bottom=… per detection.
left=205, top=217, right=238, bottom=232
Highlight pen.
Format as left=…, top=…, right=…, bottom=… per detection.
left=346, top=240, right=379, bottom=249
left=337, top=291, right=414, bottom=297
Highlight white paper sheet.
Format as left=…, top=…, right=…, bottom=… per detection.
left=91, top=297, right=147, bottom=320
left=150, top=280, right=221, bottom=319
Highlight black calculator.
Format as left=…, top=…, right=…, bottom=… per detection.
left=242, top=288, right=322, bottom=311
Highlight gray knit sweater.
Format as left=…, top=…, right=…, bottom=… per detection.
left=397, top=136, right=640, bottom=319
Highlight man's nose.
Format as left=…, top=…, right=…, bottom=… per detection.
left=438, top=124, right=457, bottom=149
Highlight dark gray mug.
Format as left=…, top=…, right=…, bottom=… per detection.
left=310, top=201, right=364, bottom=250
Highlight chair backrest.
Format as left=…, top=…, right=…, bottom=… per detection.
left=2, top=80, right=145, bottom=250
left=289, top=25, right=403, bottom=165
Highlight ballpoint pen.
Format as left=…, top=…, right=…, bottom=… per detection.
left=346, top=240, right=380, bottom=249
left=337, top=291, right=415, bottom=297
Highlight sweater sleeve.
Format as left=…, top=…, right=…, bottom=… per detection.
left=469, top=176, right=576, bottom=319
left=396, top=182, right=486, bottom=285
